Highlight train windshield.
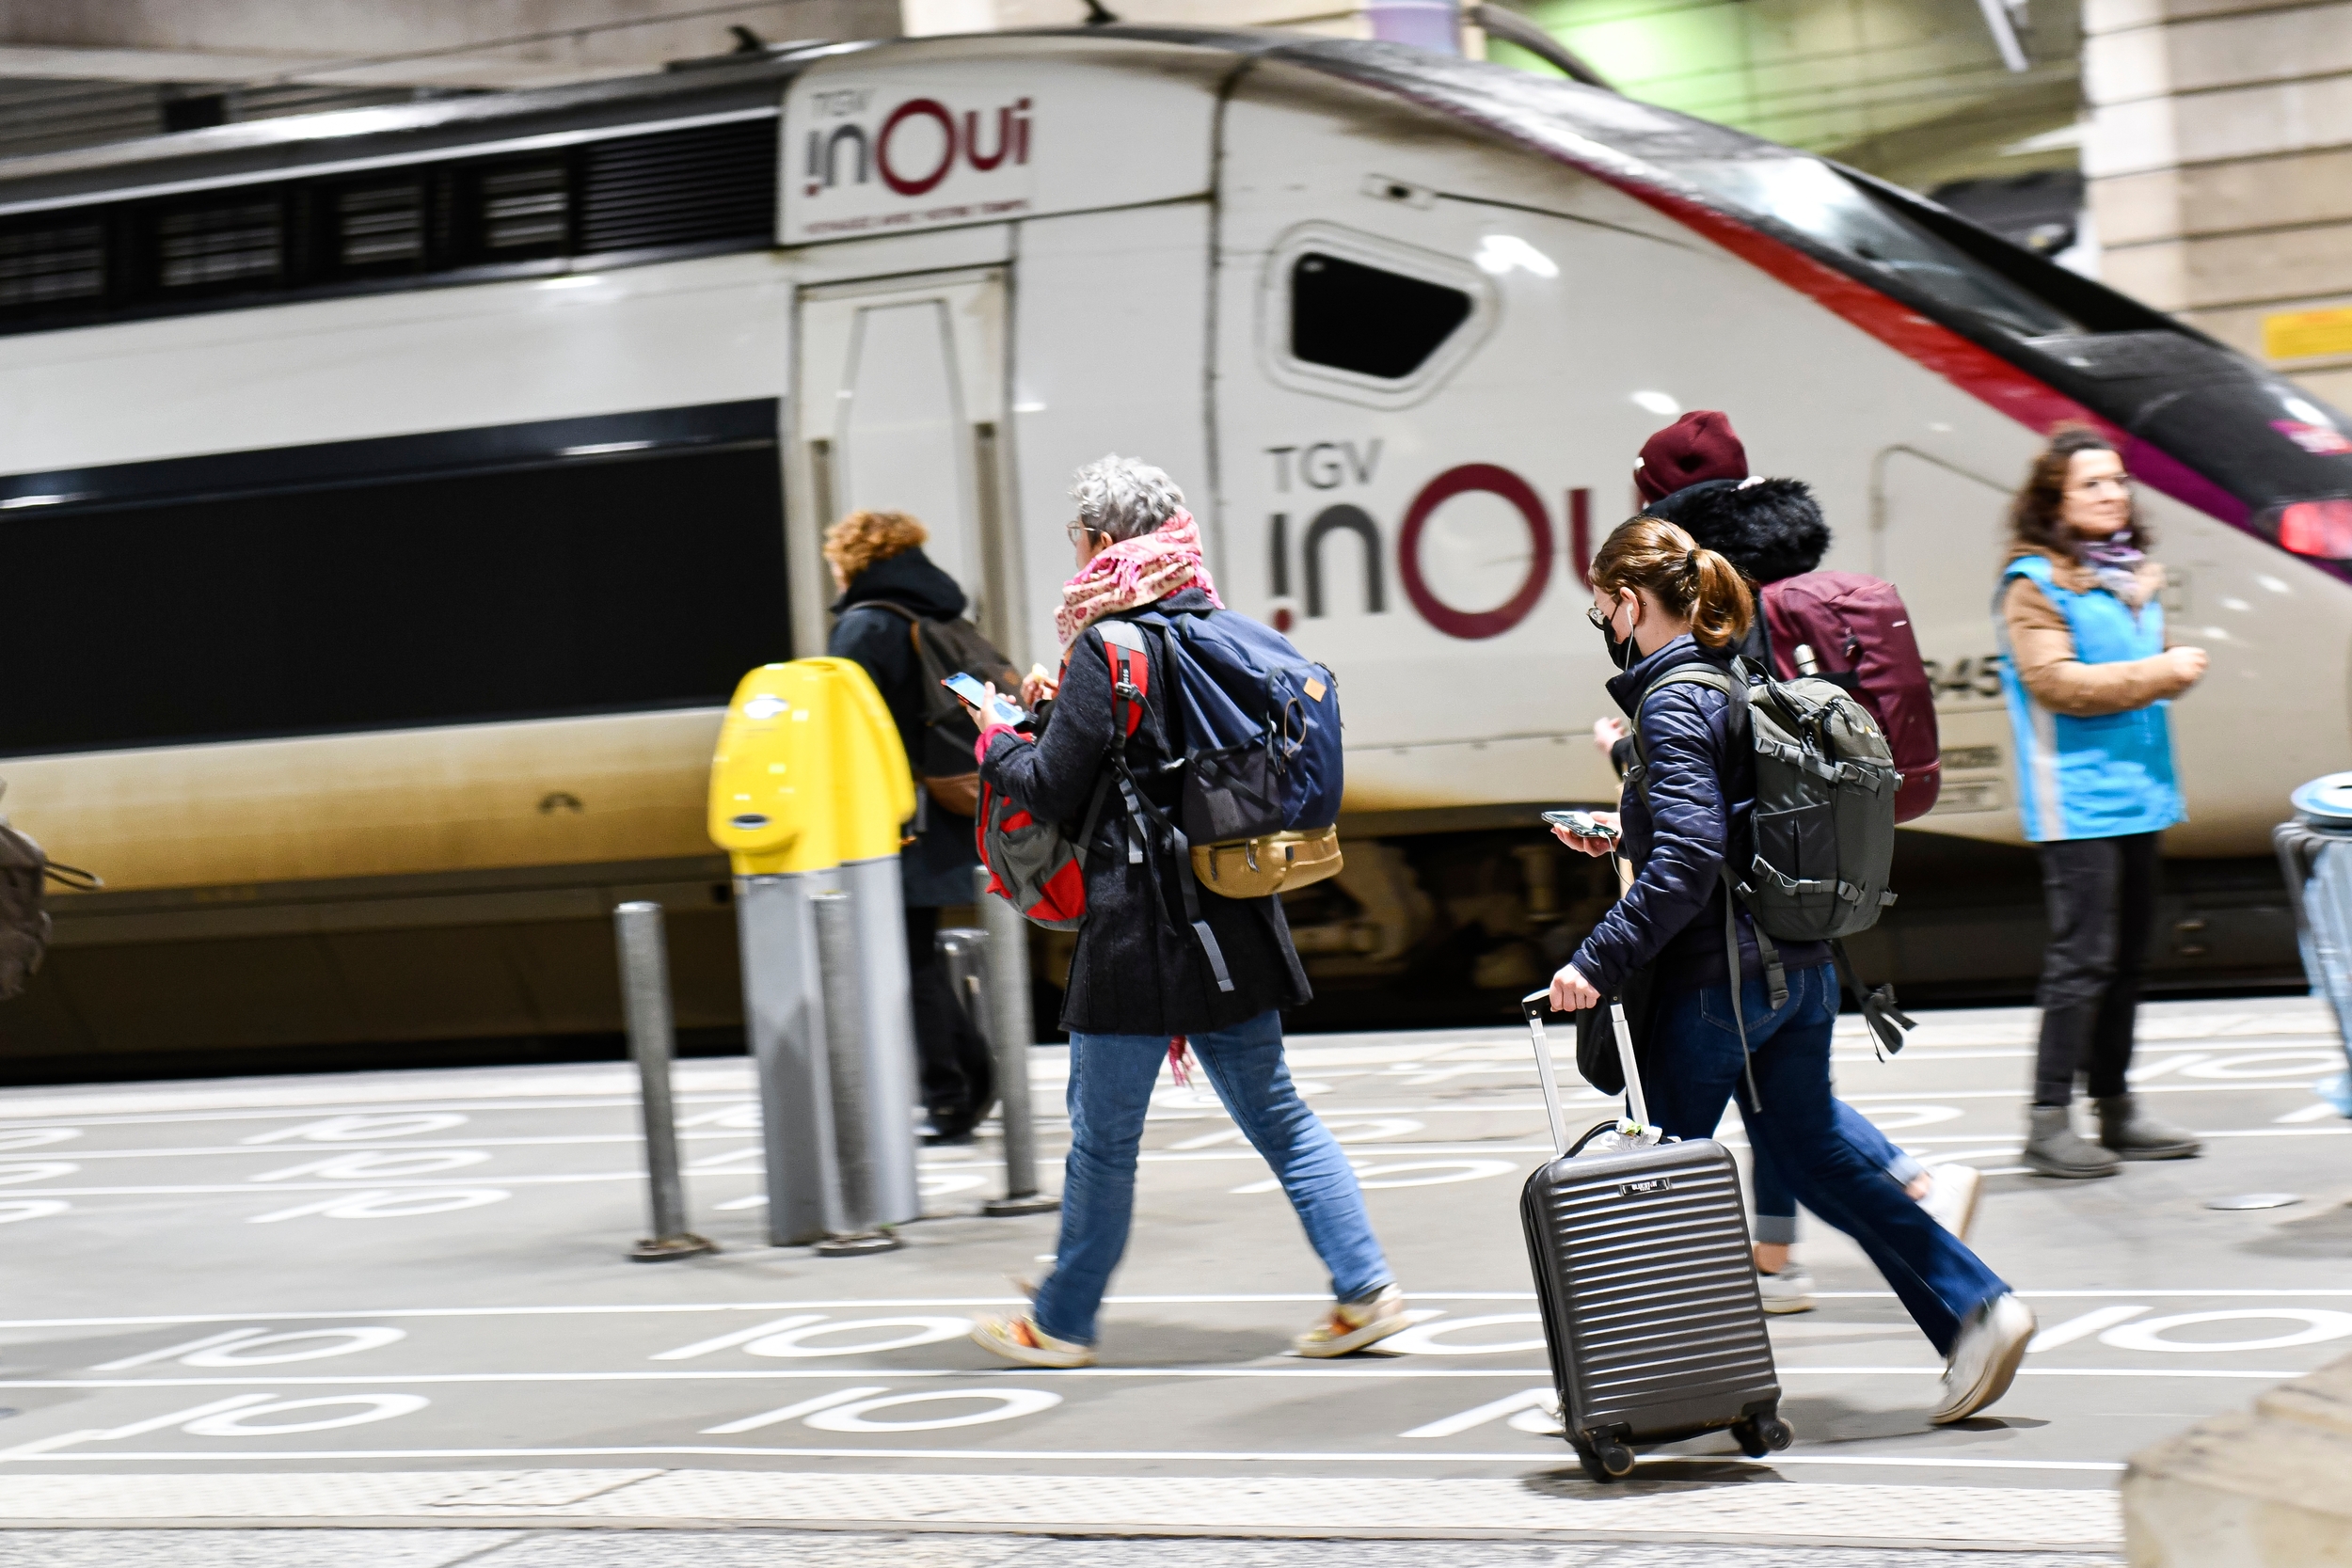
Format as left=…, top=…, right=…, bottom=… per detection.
left=1678, top=156, right=2082, bottom=339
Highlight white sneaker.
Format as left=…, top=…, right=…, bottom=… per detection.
left=1756, top=1263, right=1816, bottom=1315
left=1917, top=1164, right=1982, bottom=1241
left=970, top=1313, right=1094, bottom=1369
left=1929, top=1293, right=2035, bottom=1424
left=1291, top=1283, right=1409, bottom=1357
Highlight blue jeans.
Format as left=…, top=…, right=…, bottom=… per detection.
left=1650, top=963, right=2007, bottom=1356
left=1750, top=1100, right=1925, bottom=1245
left=1032, top=1007, right=1391, bottom=1346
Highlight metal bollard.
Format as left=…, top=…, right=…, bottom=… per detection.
left=736, top=872, right=844, bottom=1245
left=811, top=889, right=902, bottom=1255
left=976, top=864, right=1059, bottom=1216
left=614, top=902, right=716, bottom=1261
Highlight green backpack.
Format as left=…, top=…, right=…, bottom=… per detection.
left=1631, top=657, right=1913, bottom=1059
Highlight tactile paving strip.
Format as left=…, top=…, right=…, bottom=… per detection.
left=0, top=1469, right=2122, bottom=1549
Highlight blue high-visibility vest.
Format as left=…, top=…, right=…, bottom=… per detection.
left=1994, top=553, right=2185, bottom=842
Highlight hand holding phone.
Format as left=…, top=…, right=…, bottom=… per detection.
left=1542, top=808, right=1621, bottom=855
left=944, top=673, right=1026, bottom=729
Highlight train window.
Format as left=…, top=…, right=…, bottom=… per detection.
left=1291, top=252, right=1474, bottom=379
left=0, top=221, right=105, bottom=309
left=333, top=183, right=426, bottom=271
left=476, top=163, right=570, bottom=253
left=1681, top=157, right=2079, bottom=338
left=0, top=407, right=787, bottom=754
left=155, top=200, right=283, bottom=292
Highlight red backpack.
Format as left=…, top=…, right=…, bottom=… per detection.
left=977, top=625, right=1151, bottom=927
left=1760, top=572, right=1941, bottom=822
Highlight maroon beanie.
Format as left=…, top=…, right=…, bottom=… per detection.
left=1634, top=410, right=1748, bottom=505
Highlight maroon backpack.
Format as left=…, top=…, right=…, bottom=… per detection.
left=1760, top=572, right=1941, bottom=822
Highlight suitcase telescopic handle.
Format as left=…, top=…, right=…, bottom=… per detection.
left=1521, top=990, right=1654, bottom=1154
left=1520, top=990, right=1572, bottom=1155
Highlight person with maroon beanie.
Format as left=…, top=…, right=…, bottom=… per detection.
left=1634, top=410, right=1749, bottom=505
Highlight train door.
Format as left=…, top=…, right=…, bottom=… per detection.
left=792, top=269, right=1017, bottom=653
left=1872, top=445, right=2017, bottom=832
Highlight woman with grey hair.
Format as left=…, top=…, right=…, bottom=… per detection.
left=959, top=455, right=1405, bottom=1369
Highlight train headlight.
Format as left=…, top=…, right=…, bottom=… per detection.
left=2268, top=498, right=2352, bottom=560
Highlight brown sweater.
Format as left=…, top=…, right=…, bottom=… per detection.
left=2000, top=546, right=2190, bottom=719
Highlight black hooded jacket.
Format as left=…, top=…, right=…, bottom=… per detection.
left=828, top=546, right=983, bottom=909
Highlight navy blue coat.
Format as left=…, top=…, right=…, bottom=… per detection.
left=979, top=589, right=1311, bottom=1037
left=827, top=547, right=985, bottom=910
left=1571, top=635, right=1827, bottom=993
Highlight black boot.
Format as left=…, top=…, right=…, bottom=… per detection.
left=2095, top=1094, right=2201, bottom=1159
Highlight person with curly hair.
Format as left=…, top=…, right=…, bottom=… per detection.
left=1997, top=425, right=2208, bottom=1178
left=823, top=508, right=993, bottom=1145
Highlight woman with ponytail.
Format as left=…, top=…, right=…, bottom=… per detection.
left=1548, top=516, right=2033, bottom=1426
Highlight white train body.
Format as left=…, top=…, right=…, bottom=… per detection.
left=1, top=32, right=2344, bottom=1054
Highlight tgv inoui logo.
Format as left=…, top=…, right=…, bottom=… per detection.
left=803, top=89, right=1034, bottom=198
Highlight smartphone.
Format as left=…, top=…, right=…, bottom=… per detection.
left=943, top=673, right=1026, bottom=727
left=1542, top=809, right=1621, bottom=843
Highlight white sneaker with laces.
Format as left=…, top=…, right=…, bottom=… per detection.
left=1930, top=1292, right=2035, bottom=1424
left=1756, top=1263, right=1816, bottom=1315
left=1917, top=1164, right=1983, bottom=1241
left=970, top=1313, right=1095, bottom=1369
left=1291, top=1283, right=1409, bottom=1357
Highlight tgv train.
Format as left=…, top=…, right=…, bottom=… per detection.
left=3, top=29, right=2346, bottom=1070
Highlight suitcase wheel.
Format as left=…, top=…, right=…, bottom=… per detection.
left=1733, top=1412, right=1795, bottom=1457
left=1574, top=1437, right=1637, bottom=1481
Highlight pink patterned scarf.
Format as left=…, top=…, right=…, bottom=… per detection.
left=1054, top=511, right=1222, bottom=652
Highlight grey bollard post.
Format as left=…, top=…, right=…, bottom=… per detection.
left=736, top=872, right=845, bottom=1246
left=976, top=864, right=1059, bottom=1216
left=811, top=889, right=902, bottom=1255
left=614, top=902, right=716, bottom=1261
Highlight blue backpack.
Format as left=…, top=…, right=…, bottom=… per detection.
left=1125, top=607, right=1345, bottom=898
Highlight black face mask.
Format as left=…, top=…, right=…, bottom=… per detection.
left=1595, top=611, right=1638, bottom=671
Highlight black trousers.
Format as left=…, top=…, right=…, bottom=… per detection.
left=2033, top=832, right=2159, bottom=1107
left=904, top=905, right=995, bottom=1132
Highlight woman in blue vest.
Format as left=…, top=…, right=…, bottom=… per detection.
left=1997, top=426, right=2209, bottom=1178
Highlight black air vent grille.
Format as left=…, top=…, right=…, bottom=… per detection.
left=0, top=221, right=105, bottom=308
left=580, top=119, right=778, bottom=254
left=157, top=200, right=282, bottom=290
left=335, top=183, right=424, bottom=268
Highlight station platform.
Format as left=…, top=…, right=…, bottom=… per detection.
left=1, top=995, right=2345, bottom=1564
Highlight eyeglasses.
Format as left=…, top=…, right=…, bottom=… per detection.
left=1067, top=520, right=1099, bottom=546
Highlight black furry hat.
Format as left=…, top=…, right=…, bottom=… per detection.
left=1643, top=476, right=1831, bottom=585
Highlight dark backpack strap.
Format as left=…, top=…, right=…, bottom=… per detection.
left=1833, top=937, right=1915, bottom=1059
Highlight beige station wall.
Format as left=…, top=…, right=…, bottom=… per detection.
left=2087, top=0, right=2352, bottom=410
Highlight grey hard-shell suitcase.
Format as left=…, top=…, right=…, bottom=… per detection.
left=1518, top=990, right=1791, bottom=1481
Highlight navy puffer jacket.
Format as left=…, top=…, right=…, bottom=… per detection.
left=1571, top=635, right=1828, bottom=993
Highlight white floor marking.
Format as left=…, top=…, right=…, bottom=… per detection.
left=2099, top=1307, right=2352, bottom=1354
left=179, top=1394, right=427, bottom=1436
left=732, top=1317, right=975, bottom=1358
left=0, top=1163, right=77, bottom=1186
left=1382, top=1314, right=1547, bottom=1356
left=652, top=1317, right=828, bottom=1360
left=10, top=1286, right=2352, bottom=1331
left=2275, top=1101, right=2344, bottom=1122
left=0, top=1130, right=78, bottom=1150
left=178, top=1328, right=406, bottom=1366
left=2178, top=1052, right=2345, bottom=1079
left=2124, top=1053, right=2207, bottom=1080
left=249, top=1150, right=491, bottom=1182
left=801, top=1387, right=1061, bottom=1432
left=91, top=1329, right=276, bottom=1371
left=699, top=1386, right=882, bottom=1433
left=242, top=1115, right=469, bottom=1145
left=0, top=1200, right=66, bottom=1226
left=0, top=1442, right=2135, bottom=1472
left=2025, top=1306, right=2147, bottom=1354
left=246, top=1188, right=511, bottom=1223
left=1398, top=1386, right=1554, bottom=1437
left=0, top=1395, right=278, bottom=1461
